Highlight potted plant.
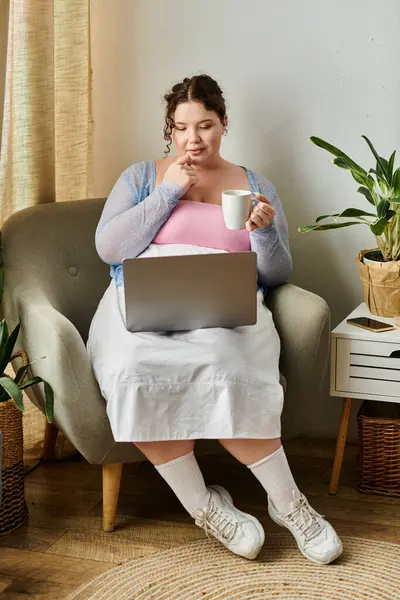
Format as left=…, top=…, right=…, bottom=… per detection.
left=299, top=135, right=400, bottom=316
left=0, top=240, right=54, bottom=535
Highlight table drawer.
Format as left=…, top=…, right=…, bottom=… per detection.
left=335, top=338, right=400, bottom=397
left=348, top=338, right=400, bottom=360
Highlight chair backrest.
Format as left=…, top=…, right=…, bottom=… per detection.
left=2, top=199, right=110, bottom=340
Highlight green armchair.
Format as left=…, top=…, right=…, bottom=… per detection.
left=2, top=199, right=330, bottom=532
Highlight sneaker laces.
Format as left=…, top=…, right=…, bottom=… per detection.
left=284, top=495, right=325, bottom=542
left=194, top=502, right=237, bottom=542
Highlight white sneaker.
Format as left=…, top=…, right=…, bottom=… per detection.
left=268, top=493, right=343, bottom=565
left=192, top=485, right=265, bottom=560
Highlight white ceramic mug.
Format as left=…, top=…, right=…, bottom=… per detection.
left=221, top=190, right=253, bottom=230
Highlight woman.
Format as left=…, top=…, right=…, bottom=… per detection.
left=88, top=74, right=342, bottom=564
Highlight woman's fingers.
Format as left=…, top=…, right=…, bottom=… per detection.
left=253, top=192, right=271, bottom=205
left=250, top=213, right=265, bottom=228
left=176, top=154, right=192, bottom=166
left=252, top=195, right=275, bottom=222
left=254, top=203, right=273, bottom=218
left=245, top=194, right=275, bottom=231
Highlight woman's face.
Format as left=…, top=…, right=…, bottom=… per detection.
left=172, top=101, right=225, bottom=164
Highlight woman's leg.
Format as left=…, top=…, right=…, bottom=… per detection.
left=135, top=440, right=195, bottom=466
left=219, top=438, right=300, bottom=514
left=134, top=440, right=265, bottom=560
left=134, top=440, right=210, bottom=515
left=218, top=438, right=282, bottom=466
left=219, top=438, right=343, bottom=565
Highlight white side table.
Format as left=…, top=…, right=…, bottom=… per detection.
left=330, top=302, right=400, bottom=494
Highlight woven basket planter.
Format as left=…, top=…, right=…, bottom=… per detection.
left=0, top=399, right=28, bottom=535
left=357, top=401, right=400, bottom=497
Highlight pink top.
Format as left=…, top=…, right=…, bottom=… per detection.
left=153, top=200, right=250, bottom=252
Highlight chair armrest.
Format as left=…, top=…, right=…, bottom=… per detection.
left=11, top=285, right=116, bottom=464
left=265, top=283, right=330, bottom=394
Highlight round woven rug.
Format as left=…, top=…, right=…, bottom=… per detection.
left=66, top=534, right=400, bottom=600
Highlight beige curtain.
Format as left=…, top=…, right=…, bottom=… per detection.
left=0, top=1, right=8, bottom=142
left=0, top=0, right=93, bottom=224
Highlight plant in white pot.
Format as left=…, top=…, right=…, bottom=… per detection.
left=299, top=135, right=400, bottom=316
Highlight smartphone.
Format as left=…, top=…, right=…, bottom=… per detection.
left=346, top=316, right=395, bottom=332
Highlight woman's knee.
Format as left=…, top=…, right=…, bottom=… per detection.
left=218, top=438, right=282, bottom=465
left=133, top=439, right=195, bottom=466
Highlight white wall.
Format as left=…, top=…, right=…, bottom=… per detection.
left=91, top=0, right=400, bottom=440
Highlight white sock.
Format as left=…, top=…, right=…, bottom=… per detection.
left=155, top=451, right=210, bottom=516
left=248, top=446, right=301, bottom=514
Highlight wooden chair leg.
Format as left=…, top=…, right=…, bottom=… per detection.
left=329, top=398, right=352, bottom=495
left=102, top=463, right=123, bottom=532
left=43, top=421, right=58, bottom=461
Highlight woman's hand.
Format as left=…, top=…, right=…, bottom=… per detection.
left=164, top=154, right=198, bottom=193
left=246, top=193, right=275, bottom=232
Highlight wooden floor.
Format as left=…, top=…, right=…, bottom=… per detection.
left=0, top=441, right=400, bottom=599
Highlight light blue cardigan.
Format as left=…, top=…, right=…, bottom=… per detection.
left=96, top=161, right=293, bottom=293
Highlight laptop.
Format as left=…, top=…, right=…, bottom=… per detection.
left=122, top=251, right=258, bottom=332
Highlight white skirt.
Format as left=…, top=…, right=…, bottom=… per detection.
left=87, top=244, right=284, bottom=442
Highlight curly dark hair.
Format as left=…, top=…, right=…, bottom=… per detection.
left=163, top=74, right=227, bottom=156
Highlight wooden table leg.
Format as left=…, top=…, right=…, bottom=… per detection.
left=329, top=397, right=352, bottom=495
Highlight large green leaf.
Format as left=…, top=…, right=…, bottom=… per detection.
left=315, top=213, right=340, bottom=223
left=351, top=170, right=368, bottom=186
left=371, top=169, right=389, bottom=195
left=388, top=151, right=396, bottom=182
left=44, top=382, right=54, bottom=423
left=339, top=208, right=375, bottom=219
left=377, top=199, right=391, bottom=218
left=19, top=376, right=43, bottom=390
left=393, top=168, right=400, bottom=197
left=0, top=320, right=9, bottom=364
left=0, top=386, right=8, bottom=402
left=378, top=179, right=389, bottom=196
left=333, top=157, right=353, bottom=170
left=389, top=198, right=400, bottom=204
left=298, top=221, right=363, bottom=232
left=14, top=364, right=30, bottom=385
left=19, top=376, right=54, bottom=423
left=310, top=137, right=367, bottom=175
left=0, top=319, right=9, bottom=375
left=376, top=156, right=391, bottom=184
left=310, top=209, right=374, bottom=226
left=357, top=186, right=375, bottom=206
left=366, top=174, right=376, bottom=192
left=0, top=322, right=20, bottom=376
left=332, top=156, right=369, bottom=187
left=362, top=136, right=389, bottom=183
left=0, top=377, right=23, bottom=412
left=370, top=217, right=389, bottom=236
